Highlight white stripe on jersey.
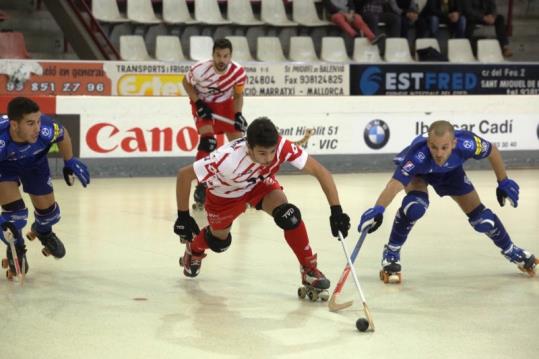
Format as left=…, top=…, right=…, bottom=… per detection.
left=186, top=60, right=246, bottom=103
left=193, top=137, right=308, bottom=198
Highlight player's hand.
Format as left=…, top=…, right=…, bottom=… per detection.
left=358, top=205, right=384, bottom=233
left=329, top=205, right=351, bottom=239
left=234, top=112, right=248, bottom=132
left=174, top=211, right=200, bottom=243
left=195, top=99, right=213, bottom=120
left=63, top=157, right=90, bottom=187
left=496, top=178, right=519, bottom=208
left=0, top=217, right=17, bottom=241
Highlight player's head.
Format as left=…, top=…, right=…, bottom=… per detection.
left=246, top=117, right=279, bottom=166
left=427, top=120, right=456, bottom=166
left=7, top=97, right=41, bottom=143
left=212, top=38, right=232, bottom=73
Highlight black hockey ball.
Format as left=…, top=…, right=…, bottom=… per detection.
left=356, top=318, right=369, bottom=332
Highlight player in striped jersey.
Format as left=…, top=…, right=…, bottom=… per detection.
left=182, top=38, right=248, bottom=208
left=174, top=117, right=351, bottom=301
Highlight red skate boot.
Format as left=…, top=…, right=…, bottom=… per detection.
left=297, top=254, right=330, bottom=302
left=179, top=242, right=207, bottom=278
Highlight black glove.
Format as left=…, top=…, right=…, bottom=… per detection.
left=234, top=112, right=248, bottom=132
left=329, top=205, right=351, bottom=239
left=174, top=211, right=200, bottom=243
left=195, top=99, right=213, bottom=120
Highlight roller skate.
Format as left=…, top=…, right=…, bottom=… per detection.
left=191, top=183, right=206, bottom=211
left=2, top=243, right=28, bottom=281
left=179, top=242, right=206, bottom=278
left=26, top=223, right=66, bottom=258
left=297, top=254, right=330, bottom=302
left=502, top=244, right=539, bottom=277
left=379, top=244, right=402, bottom=284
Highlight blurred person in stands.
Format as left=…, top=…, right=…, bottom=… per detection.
left=463, top=0, right=512, bottom=57
left=416, top=0, right=467, bottom=39
left=395, top=0, right=420, bottom=38
left=359, top=0, right=402, bottom=38
left=182, top=38, right=247, bottom=209
left=323, top=0, right=385, bottom=44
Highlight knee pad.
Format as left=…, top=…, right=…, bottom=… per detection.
left=468, top=205, right=496, bottom=233
left=34, top=202, right=61, bottom=227
left=205, top=228, right=231, bottom=253
left=400, top=191, right=429, bottom=222
left=1, top=199, right=28, bottom=230
left=272, top=203, right=302, bottom=230
left=197, top=136, right=217, bottom=153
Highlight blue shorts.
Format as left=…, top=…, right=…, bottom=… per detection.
left=417, top=166, right=474, bottom=197
left=0, top=156, right=53, bottom=196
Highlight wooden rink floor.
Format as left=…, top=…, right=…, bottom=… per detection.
left=1, top=169, right=538, bottom=359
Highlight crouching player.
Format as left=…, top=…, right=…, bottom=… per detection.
left=0, top=97, right=90, bottom=279
left=174, top=117, right=351, bottom=301
left=358, top=120, right=537, bottom=283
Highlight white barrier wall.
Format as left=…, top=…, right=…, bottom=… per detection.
left=56, top=95, right=539, bottom=159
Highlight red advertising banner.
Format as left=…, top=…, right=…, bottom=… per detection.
left=0, top=61, right=111, bottom=96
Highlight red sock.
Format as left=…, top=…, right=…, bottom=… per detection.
left=191, top=228, right=209, bottom=253
left=284, top=221, right=313, bottom=266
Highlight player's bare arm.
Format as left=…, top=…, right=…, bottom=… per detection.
left=182, top=77, right=199, bottom=102
left=487, top=144, right=508, bottom=182
left=56, top=128, right=74, bottom=161
left=300, top=156, right=340, bottom=206
left=375, top=178, right=405, bottom=209
left=176, top=165, right=197, bottom=211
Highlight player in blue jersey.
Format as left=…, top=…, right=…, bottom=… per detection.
left=0, top=97, right=90, bottom=279
left=358, top=120, right=537, bottom=283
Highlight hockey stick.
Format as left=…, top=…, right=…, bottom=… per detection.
left=294, top=128, right=315, bottom=147
left=3, top=228, right=24, bottom=285
left=211, top=113, right=235, bottom=126
left=328, top=227, right=370, bottom=312
left=336, top=230, right=375, bottom=331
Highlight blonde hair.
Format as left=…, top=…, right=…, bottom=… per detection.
left=428, top=120, right=455, bottom=138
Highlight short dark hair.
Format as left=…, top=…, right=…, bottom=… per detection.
left=428, top=120, right=455, bottom=138
left=213, top=38, right=233, bottom=54
left=246, top=117, right=279, bottom=148
left=8, top=97, right=40, bottom=122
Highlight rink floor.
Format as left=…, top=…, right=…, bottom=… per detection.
left=1, top=169, right=538, bottom=359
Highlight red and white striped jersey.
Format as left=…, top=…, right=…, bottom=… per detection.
left=185, top=59, right=246, bottom=103
left=193, top=137, right=308, bottom=198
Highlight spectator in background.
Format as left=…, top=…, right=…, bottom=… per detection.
left=323, top=0, right=385, bottom=44
left=417, top=0, right=466, bottom=39
left=395, top=0, right=420, bottom=38
left=463, top=0, right=512, bottom=58
left=360, top=0, right=401, bottom=38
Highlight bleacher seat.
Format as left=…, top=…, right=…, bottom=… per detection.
left=127, top=0, right=161, bottom=24
left=321, top=37, right=349, bottom=62
left=261, top=0, right=298, bottom=26
left=195, top=0, right=231, bottom=25
left=226, top=36, right=255, bottom=62
left=289, top=36, right=318, bottom=62
left=0, top=32, right=31, bottom=59
left=257, top=37, right=287, bottom=61
left=120, top=35, right=152, bottom=60
left=190, top=35, right=213, bottom=61
left=448, top=39, right=476, bottom=63
left=385, top=37, right=414, bottom=62
left=156, top=36, right=186, bottom=61
left=228, top=0, right=264, bottom=26
left=477, top=39, right=504, bottom=63
left=162, top=0, right=198, bottom=25
left=293, top=0, right=332, bottom=26
left=92, top=0, right=128, bottom=23
left=352, top=37, right=382, bottom=63
left=415, top=38, right=440, bottom=60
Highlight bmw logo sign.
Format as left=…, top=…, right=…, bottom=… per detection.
left=364, top=120, right=390, bottom=149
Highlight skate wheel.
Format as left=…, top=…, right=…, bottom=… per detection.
left=1, top=258, right=8, bottom=269
left=42, top=248, right=50, bottom=257
left=319, top=290, right=329, bottom=302
left=26, top=231, right=37, bottom=241
left=307, top=290, right=318, bottom=302
left=179, top=238, right=187, bottom=244
left=6, top=270, right=13, bottom=280
left=297, top=287, right=307, bottom=299
left=179, top=257, right=184, bottom=267
left=379, top=270, right=389, bottom=284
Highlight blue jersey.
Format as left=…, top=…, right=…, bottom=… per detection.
left=0, top=115, right=64, bottom=168
left=393, top=130, right=492, bottom=187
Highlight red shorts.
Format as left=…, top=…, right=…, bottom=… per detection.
left=190, top=98, right=236, bottom=134
left=204, top=177, right=282, bottom=230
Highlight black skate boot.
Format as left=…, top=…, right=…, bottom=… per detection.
left=192, top=183, right=206, bottom=211
left=26, top=223, right=66, bottom=258
left=502, top=244, right=539, bottom=277
left=2, top=243, right=28, bottom=280
left=179, top=242, right=207, bottom=278
left=298, top=254, right=330, bottom=302
left=380, top=244, right=402, bottom=283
